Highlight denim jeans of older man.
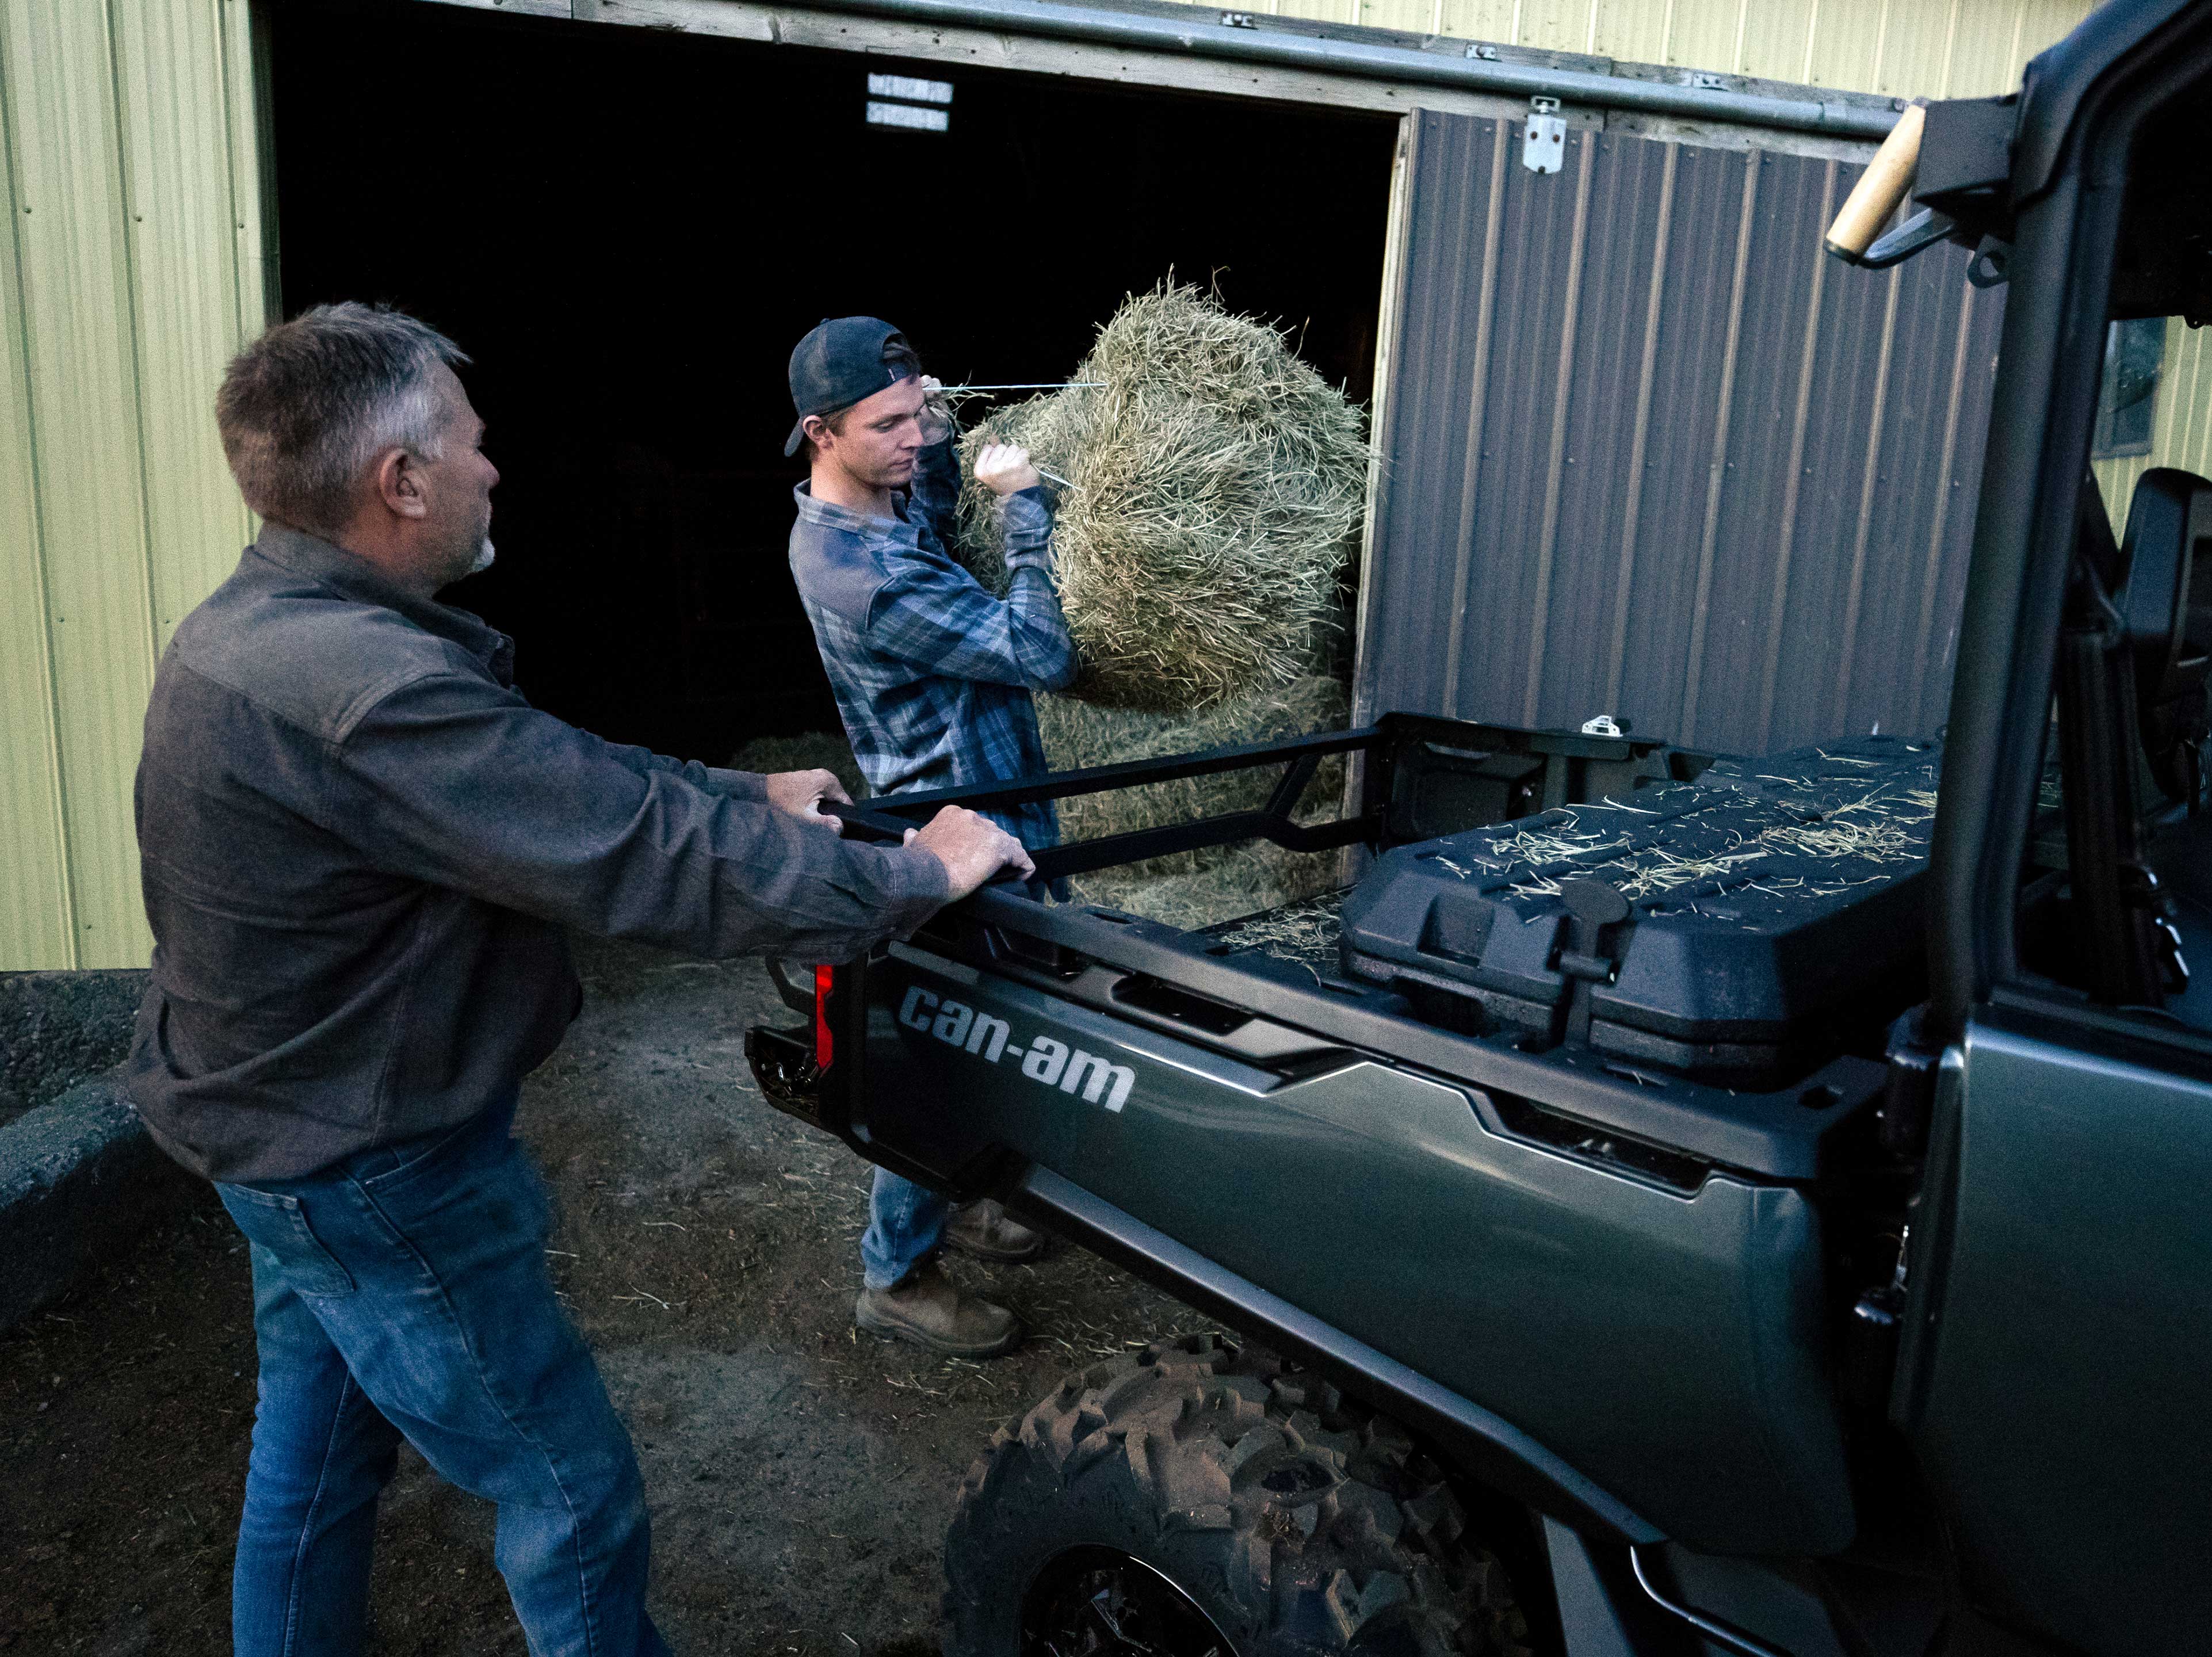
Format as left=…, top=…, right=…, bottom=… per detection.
left=213, top=1093, right=668, bottom=1657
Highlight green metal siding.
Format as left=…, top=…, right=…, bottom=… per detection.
left=0, top=62, right=70, bottom=971
left=0, top=0, right=273, bottom=969
left=1251, top=0, right=2100, bottom=98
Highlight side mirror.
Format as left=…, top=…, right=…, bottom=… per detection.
left=2119, top=468, right=2212, bottom=803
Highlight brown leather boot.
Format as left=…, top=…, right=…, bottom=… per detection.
left=854, top=1262, right=1022, bottom=1357
left=944, top=1198, right=1044, bottom=1263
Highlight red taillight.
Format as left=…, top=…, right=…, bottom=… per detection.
left=813, top=964, right=835, bottom=1070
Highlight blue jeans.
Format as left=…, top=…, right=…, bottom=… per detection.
left=214, top=1097, right=670, bottom=1657
left=859, top=1170, right=948, bottom=1291
left=851, top=860, right=1046, bottom=1292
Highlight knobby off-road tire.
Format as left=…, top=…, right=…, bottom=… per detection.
left=945, top=1334, right=1533, bottom=1657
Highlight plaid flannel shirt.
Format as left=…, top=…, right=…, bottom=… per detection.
left=789, top=437, right=1078, bottom=850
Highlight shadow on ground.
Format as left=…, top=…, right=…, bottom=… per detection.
left=0, top=936, right=1217, bottom=1654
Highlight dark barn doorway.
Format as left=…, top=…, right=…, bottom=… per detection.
left=268, top=2, right=1397, bottom=762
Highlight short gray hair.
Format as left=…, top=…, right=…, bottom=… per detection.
left=216, top=302, right=470, bottom=534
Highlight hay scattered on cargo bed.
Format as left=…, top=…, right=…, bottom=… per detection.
left=1205, top=891, right=1346, bottom=972
left=1474, top=786, right=1938, bottom=907
left=956, top=282, right=1369, bottom=712
left=1419, top=746, right=1940, bottom=925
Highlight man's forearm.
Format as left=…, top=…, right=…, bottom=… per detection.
left=999, top=487, right=1053, bottom=565
left=1001, top=565, right=1080, bottom=690
left=338, top=673, right=943, bottom=961
left=998, top=489, right=1079, bottom=689
left=589, top=782, right=949, bottom=961
left=601, top=741, right=770, bottom=803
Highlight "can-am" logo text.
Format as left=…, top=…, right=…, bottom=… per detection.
left=897, top=986, right=1134, bottom=1113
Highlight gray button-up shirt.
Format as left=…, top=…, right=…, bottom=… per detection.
left=129, top=525, right=948, bottom=1184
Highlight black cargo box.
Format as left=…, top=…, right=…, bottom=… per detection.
left=1338, top=736, right=1940, bottom=1086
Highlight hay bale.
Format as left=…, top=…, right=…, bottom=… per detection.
left=729, top=731, right=865, bottom=803
left=723, top=689, right=1355, bottom=937
left=956, top=282, right=1369, bottom=713
left=1072, top=844, right=1343, bottom=934
left=1039, top=674, right=1348, bottom=858
left=1042, top=674, right=1352, bottom=926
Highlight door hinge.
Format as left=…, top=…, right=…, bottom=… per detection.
left=1844, top=1224, right=1912, bottom=1417
left=1877, top=1035, right=1940, bottom=1159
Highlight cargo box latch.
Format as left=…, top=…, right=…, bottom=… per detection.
left=1550, top=879, right=1633, bottom=1047
left=1556, top=949, right=1618, bottom=984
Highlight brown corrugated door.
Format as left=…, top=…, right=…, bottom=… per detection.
left=1357, top=110, right=2006, bottom=757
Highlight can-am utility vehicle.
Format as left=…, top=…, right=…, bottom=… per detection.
left=750, top=6, right=2212, bottom=1650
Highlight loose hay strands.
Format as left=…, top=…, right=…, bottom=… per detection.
left=956, top=282, right=1370, bottom=712
left=1465, top=788, right=1939, bottom=907
left=1610, top=788, right=1935, bottom=903
left=1208, top=891, right=1346, bottom=969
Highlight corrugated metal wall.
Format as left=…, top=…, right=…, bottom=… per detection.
left=1, top=0, right=276, bottom=969
left=1200, top=0, right=2098, bottom=98
left=1357, top=110, right=2007, bottom=755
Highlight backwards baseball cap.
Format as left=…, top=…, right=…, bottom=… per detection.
left=784, top=316, right=919, bottom=457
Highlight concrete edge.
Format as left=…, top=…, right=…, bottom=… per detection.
left=0, top=1071, right=193, bottom=1333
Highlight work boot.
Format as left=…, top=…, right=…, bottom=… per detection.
left=855, top=1261, right=1022, bottom=1358
left=944, top=1198, right=1044, bottom=1263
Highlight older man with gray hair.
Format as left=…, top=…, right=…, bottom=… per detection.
left=129, top=301, right=1031, bottom=1656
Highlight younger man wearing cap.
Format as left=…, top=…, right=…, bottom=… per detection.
left=784, top=316, right=1078, bottom=1358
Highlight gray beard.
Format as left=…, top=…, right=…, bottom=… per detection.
left=467, top=536, right=496, bottom=575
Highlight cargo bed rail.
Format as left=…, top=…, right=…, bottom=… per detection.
left=830, top=726, right=1381, bottom=884
left=831, top=713, right=1705, bottom=885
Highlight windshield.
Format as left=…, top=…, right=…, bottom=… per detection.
left=2014, top=87, right=2212, bottom=1025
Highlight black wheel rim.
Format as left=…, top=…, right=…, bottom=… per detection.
left=1019, top=1545, right=1239, bottom=1657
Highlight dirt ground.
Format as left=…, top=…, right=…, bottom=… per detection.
left=0, top=935, right=1218, bottom=1655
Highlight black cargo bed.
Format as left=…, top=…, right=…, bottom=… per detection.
left=1339, top=736, right=1940, bottom=1087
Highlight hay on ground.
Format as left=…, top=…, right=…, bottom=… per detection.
left=956, top=282, right=1369, bottom=713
